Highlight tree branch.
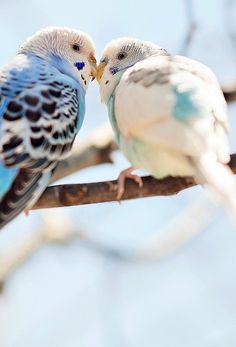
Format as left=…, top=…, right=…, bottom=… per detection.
left=223, top=85, right=236, bottom=102
left=32, top=154, right=236, bottom=210
left=180, top=0, right=197, bottom=55
left=32, top=176, right=195, bottom=210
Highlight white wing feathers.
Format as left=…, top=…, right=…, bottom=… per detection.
left=115, top=55, right=229, bottom=162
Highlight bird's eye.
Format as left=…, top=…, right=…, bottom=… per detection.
left=117, top=52, right=127, bottom=60
left=72, top=44, right=80, bottom=52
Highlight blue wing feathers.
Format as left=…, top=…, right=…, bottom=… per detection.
left=0, top=164, right=18, bottom=199
left=0, top=53, right=84, bottom=229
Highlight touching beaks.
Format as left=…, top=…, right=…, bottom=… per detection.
left=88, top=54, right=97, bottom=81
left=96, top=62, right=106, bottom=82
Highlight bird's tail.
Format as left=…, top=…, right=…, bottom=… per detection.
left=0, top=170, right=52, bottom=230
left=193, top=155, right=236, bottom=219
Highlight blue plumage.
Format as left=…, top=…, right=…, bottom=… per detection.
left=0, top=26, right=96, bottom=229
left=0, top=164, right=18, bottom=199
left=0, top=54, right=83, bottom=228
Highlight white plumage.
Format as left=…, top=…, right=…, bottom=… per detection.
left=98, top=38, right=236, bottom=216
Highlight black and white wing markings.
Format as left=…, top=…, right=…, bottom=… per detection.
left=0, top=55, right=80, bottom=229
left=1, top=81, right=79, bottom=168
left=0, top=54, right=80, bottom=168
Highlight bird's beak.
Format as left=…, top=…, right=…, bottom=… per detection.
left=96, top=62, right=106, bottom=82
left=88, top=54, right=97, bottom=81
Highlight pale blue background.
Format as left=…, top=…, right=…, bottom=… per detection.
left=0, top=1, right=236, bottom=346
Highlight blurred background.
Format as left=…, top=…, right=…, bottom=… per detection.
left=1, top=0, right=236, bottom=346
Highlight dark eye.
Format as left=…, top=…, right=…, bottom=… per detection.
left=72, top=44, right=80, bottom=52
left=117, top=52, right=127, bottom=60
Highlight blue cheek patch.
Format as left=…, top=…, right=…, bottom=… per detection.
left=109, top=66, right=118, bottom=75
left=74, top=62, right=85, bottom=71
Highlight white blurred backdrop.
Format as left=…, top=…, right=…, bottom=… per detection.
left=0, top=1, right=236, bottom=346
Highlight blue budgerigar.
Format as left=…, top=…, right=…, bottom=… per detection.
left=97, top=38, right=236, bottom=215
left=0, top=27, right=97, bottom=229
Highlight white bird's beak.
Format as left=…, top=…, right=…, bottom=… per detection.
left=96, top=62, right=106, bottom=82
left=88, top=54, right=97, bottom=81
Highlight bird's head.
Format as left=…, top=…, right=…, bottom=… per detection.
left=97, top=38, right=168, bottom=103
left=19, top=26, right=97, bottom=90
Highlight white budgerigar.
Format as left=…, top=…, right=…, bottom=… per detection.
left=0, top=27, right=97, bottom=229
left=97, top=38, right=236, bottom=215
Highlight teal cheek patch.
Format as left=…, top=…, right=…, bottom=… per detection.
left=172, top=87, right=200, bottom=122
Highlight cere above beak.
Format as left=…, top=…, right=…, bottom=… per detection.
left=88, top=54, right=97, bottom=81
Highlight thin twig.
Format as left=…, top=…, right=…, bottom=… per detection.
left=180, top=0, right=197, bottom=55
left=223, top=0, right=236, bottom=54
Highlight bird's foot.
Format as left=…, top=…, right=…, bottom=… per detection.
left=117, top=167, right=143, bottom=200
left=24, top=210, right=30, bottom=217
